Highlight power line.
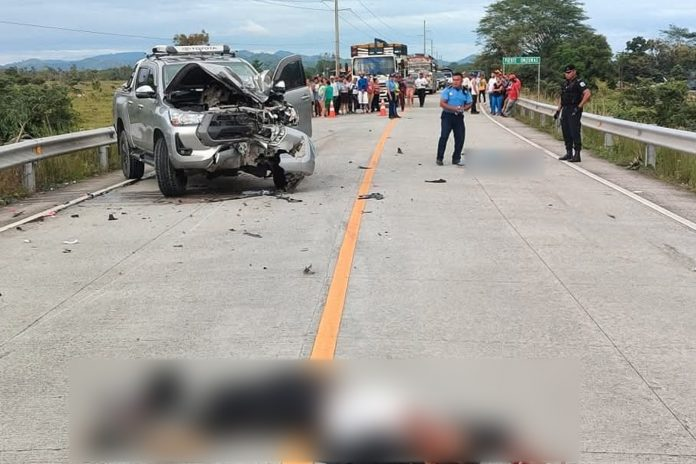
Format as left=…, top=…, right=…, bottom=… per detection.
left=251, top=0, right=335, bottom=11
left=356, top=0, right=400, bottom=36
left=0, top=20, right=171, bottom=41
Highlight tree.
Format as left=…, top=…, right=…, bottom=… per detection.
left=474, top=0, right=605, bottom=91
left=173, top=30, right=209, bottom=46
left=476, top=0, right=590, bottom=59
left=250, top=59, right=265, bottom=72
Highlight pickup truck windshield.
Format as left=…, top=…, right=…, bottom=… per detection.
left=353, top=56, right=396, bottom=76
left=163, top=61, right=257, bottom=88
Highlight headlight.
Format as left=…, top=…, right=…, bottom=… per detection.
left=284, top=106, right=299, bottom=126
left=169, top=109, right=204, bottom=126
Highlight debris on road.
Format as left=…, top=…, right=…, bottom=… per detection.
left=425, top=178, right=447, bottom=183
left=108, top=213, right=118, bottom=221
left=358, top=193, right=384, bottom=201
left=243, top=231, right=263, bottom=239
left=362, top=210, right=372, bottom=214
left=300, top=248, right=309, bottom=252
left=23, top=239, right=31, bottom=243
left=62, top=249, right=72, bottom=254
left=607, top=214, right=616, bottom=219
left=173, top=244, right=184, bottom=248
left=397, top=147, right=404, bottom=154
left=12, top=210, right=24, bottom=218
left=275, top=194, right=303, bottom=203
left=63, top=239, right=79, bottom=245
left=44, top=211, right=56, bottom=218
left=70, top=214, right=80, bottom=218
left=303, top=264, right=316, bottom=275
left=358, top=166, right=372, bottom=170
left=15, top=226, right=23, bottom=231
left=229, top=228, right=237, bottom=232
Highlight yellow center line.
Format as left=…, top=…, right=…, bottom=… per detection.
left=310, top=118, right=399, bottom=361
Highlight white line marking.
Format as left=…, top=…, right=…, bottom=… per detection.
left=0, top=174, right=153, bottom=234
left=481, top=107, right=696, bottom=233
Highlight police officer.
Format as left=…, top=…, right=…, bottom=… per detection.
left=436, top=72, right=473, bottom=166
left=555, top=64, right=591, bottom=162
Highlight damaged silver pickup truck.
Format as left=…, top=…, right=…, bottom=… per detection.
left=113, top=45, right=315, bottom=196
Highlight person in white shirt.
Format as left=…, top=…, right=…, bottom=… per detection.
left=414, top=72, right=429, bottom=107
left=469, top=73, right=479, bottom=114
left=487, top=72, right=496, bottom=111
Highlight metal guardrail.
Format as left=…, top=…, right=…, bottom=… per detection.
left=516, top=98, right=696, bottom=167
left=0, top=127, right=116, bottom=192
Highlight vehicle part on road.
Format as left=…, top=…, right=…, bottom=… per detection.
left=108, top=214, right=118, bottom=221
left=425, top=178, right=447, bottom=183
left=63, top=239, right=79, bottom=245
left=358, top=165, right=372, bottom=169
left=70, top=214, right=79, bottom=218
left=62, top=249, right=71, bottom=253
left=303, top=264, right=315, bottom=275
left=397, top=147, right=404, bottom=154
left=358, top=192, right=384, bottom=200
left=243, top=231, right=263, bottom=238
left=119, top=129, right=144, bottom=179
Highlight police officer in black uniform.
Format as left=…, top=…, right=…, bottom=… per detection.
left=554, top=65, right=591, bottom=162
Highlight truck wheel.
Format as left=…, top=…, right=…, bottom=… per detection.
left=119, top=130, right=144, bottom=179
left=154, top=137, right=187, bottom=197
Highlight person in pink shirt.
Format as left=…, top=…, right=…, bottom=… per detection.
left=501, top=73, right=521, bottom=117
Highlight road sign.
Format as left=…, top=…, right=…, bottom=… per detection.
left=502, top=56, right=541, bottom=65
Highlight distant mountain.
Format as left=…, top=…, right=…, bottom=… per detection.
left=451, top=54, right=478, bottom=66
left=1, top=50, right=328, bottom=71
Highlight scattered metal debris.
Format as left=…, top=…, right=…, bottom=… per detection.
left=243, top=231, right=263, bottom=239
left=425, top=179, right=447, bottom=183
left=12, top=210, right=24, bottom=218
left=108, top=213, right=117, bottom=221
left=62, top=249, right=72, bottom=254
left=275, top=194, right=303, bottom=203
left=303, top=264, right=316, bottom=275
left=15, top=226, right=23, bottom=231
left=397, top=147, right=404, bottom=154
left=23, top=239, right=31, bottom=243
left=70, top=214, right=79, bottom=218
left=63, top=239, right=79, bottom=245
left=358, top=166, right=372, bottom=170
left=362, top=210, right=373, bottom=214
left=358, top=193, right=384, bottom=200
left=173, top=244, right=184, bottom=248
left=607, top=214, right=616, bottom=219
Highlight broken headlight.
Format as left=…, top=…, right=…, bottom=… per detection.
left=169, top=109, right=205, bottom=126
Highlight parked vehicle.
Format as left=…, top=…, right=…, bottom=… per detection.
left=113, top=45, right=315, bottom=196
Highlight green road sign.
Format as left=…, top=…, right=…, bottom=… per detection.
left=502, top=56, right=541, bottom=65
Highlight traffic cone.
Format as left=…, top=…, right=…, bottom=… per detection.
left=329, top=100, right=336, bottom=118
left=379, top=98, right=387, bottom=117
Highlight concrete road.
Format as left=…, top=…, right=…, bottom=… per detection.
left=1, top=94, right=696, bottom=463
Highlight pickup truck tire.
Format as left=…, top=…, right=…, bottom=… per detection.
left=154, top=138, right=187, bottom=196
left=119, top=130, right=144, bottom=179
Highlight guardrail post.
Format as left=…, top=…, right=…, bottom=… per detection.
left=604, top=133, right=614, bottom=148
left=540, top=114, right=546, bottom=126
left=22, top=162, right=36, bottom=192
left=98, top=145, right=109, bottom=172
left=645, top=144, right=657, bottom=168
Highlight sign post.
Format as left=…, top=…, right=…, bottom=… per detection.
left=502, top=56, right=541, bottom=100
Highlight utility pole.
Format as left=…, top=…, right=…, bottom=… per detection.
left=334, top=0, right=340, bottom=77
left=430, top=39, right=434, bottom=57
left=423, top=20, right=427, bottom=55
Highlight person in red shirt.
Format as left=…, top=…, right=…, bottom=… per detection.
left=501, top=73, right=521, bottom=117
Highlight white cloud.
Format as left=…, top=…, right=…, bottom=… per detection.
left=238, top=20, right=270, bottom=37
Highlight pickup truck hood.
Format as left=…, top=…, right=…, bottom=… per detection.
left=164, top=62, right=269, bottom=103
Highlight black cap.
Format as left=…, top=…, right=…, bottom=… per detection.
left=563, top=64, right=576, bottom=72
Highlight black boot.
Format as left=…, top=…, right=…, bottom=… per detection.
left=559, top=151, right=573, bottom=161
left=569, top=149, right=581, bottom=163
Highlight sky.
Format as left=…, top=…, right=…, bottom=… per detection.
left=1, top=0, right=695, bottom=65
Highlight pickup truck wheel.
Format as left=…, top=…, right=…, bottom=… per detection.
left=154, top=137, right=187, bottom=196
left=119, top=130, right=144, bottom=179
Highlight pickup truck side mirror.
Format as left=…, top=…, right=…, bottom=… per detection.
left=135, top=85, right=156, bottom=99
left=273, top=80, right=286, bottom=94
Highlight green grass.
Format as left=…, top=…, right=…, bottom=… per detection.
left=514, top=107, right=696, bottom=191
left=0, top=81, right=122, bottom=204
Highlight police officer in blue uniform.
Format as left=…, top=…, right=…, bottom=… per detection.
left=554, top=64, right=591, bottom=162
left=436, top=72, right=473, bottom=166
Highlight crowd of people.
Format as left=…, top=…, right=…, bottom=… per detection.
left=305, top=69, right=523, bottom=119
left=306, top=72, right=435, bottom=119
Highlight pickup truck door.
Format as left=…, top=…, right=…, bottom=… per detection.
left=128, top=64, right=158, bottom=152
left=272, top=55, right=312, bottom=137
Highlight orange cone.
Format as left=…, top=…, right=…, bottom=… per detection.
left=379, top=98, right=387, bottom=117
left=329, top=100, right=336, bottom=118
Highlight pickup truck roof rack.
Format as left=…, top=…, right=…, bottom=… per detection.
left=148, top=44, right=236, bottom=59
